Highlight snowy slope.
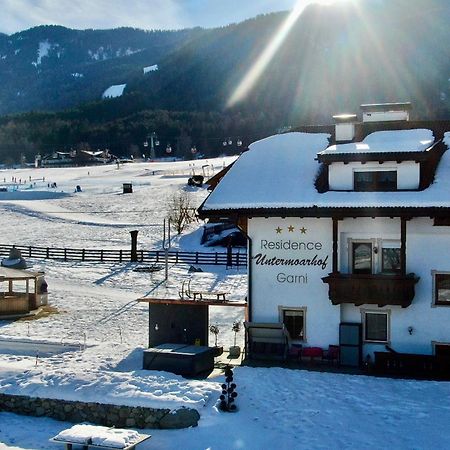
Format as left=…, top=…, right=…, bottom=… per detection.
left=102, top=84, right=126, bottom=98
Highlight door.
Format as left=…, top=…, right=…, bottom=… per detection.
left=339, top=323, right=362, bottom=367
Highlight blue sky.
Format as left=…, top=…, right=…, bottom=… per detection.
left=0, top=0, right=305, bottom=35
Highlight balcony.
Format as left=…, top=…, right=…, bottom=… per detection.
left=322, top=272, right=420, bottom=308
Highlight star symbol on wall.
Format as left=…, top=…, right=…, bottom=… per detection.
left=300, top=227, right=307, bottom=234
left=276, top=227, right=283, bottom=234
left=288, top=225, right=295, bottom=232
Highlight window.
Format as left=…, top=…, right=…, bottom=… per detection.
left=349, top=239, right=401, bottom=275
left=354, top=171, right=397, bottom=191
left=434, top=343, right=450, bottom=358
left=381, top=247, right=401, bottom=273
left=280, top=307, right=305, bottom=340
left=433, top=272, right=450, bottom=306
left=363, top=311, right=389, bottom=342
left=352, top=242, right=373, bottom=274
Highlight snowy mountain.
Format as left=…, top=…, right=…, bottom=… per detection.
left=0, top=25, right=201, bottom=115
left=0, top=1, right=449, bottom=119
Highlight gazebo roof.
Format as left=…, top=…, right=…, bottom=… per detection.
left=0, top=267, right=43, bottom=281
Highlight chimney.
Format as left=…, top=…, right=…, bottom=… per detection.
left=333, top=114, right=357, bottom=142
left=360, top=102, right=411, bottom=123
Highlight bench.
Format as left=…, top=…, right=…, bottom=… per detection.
left=50, top=425, right=151, bottom=450
left=244, top=322, right=289, bottom=360
left=192, top=291, right=228, bottom=301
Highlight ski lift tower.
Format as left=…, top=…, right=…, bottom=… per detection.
left=144, top=132, right=159, bottom=161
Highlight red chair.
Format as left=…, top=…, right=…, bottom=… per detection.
left=323, top=345, right=340, bottom=365
left=302, top=347, right=323, bottom=362
left=288, top=344, right=302, bottom=361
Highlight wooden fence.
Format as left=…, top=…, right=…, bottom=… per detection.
left=0, top=244, right=247, bottom=267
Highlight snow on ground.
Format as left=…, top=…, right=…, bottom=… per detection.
left=1, top=156, right=450, bottom=449
left=32, top=40, right=51, bottom=67
left=143, top=64, right=158, bottom=74
left=0, top=157, right=245, bottom=433
left=2, top=367, right=450, bottom=449
left=102, top=84, right=127, bottom=98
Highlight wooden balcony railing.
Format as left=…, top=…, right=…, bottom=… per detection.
left=322, top=272, right=420, bottom=308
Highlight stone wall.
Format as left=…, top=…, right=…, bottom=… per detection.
left=0, top=393, right=200, bottom=429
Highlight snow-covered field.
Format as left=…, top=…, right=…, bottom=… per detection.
left=0, top=157, right=450, bottom=449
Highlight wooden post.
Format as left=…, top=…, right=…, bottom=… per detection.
left=130, top=230, right=139, bottom=262
left=401, top=217, right=407, bottom=276
left=332, top=217, right=339, bottom=273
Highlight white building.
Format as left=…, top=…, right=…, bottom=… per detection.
left=199, top=114, right=450, bottom=373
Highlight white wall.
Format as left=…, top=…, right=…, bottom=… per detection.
left=248, top=217, right=340, bottom=347
left=329, top=160, right=420, bottom=190
left=248, top=216, right=450, bottom=357
left=335, top=123, right=355, bottom=142
left=339, top=217, right=450, bottom=357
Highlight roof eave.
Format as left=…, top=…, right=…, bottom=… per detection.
left=198, top=205, right=450, bottom=220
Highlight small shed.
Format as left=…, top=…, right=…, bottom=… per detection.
left=123, top=183, right=133, bottom=194
left=0, top=268, right=48, bottom=317
left=137, top=297, right=247, bottom=376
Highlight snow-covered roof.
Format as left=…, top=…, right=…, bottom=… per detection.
left=319, top=129, right=434, bottom=156
left=201, top=130, right=450, bottom=212
left=0, top=267, right=42, bottom=280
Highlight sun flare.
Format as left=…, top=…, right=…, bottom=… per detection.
left=226, top=0, right=356, bottom=108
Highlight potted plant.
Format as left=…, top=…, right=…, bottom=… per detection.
left=209, top=324, right=223, bottom=356
left=229, top=321, right=241, bottom=358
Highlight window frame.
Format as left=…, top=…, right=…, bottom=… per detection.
left=278, top=306, right=307, bottom=342
left=353, top=170, right=397, bottom=192
left=347, top=238, right=401, bottom=275
left=361, top=310, right=390, bottom=343
left=348, top=239, right=376, bottom=275
left=432, top=271, right=450, bottom=307
left=433, top=341, right=450, bottom=357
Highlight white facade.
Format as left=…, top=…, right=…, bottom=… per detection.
left=248, top=216, right=450, bottom=359
left=328, top=160, right=420, bottom=190
left=248, top=217, right=339, bottom=348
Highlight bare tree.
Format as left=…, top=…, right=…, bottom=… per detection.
left=167, top=190, right=196, bottom=234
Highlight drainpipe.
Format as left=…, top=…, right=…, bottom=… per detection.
left=400, top=217, right=407, bottom=276
left=236, top=217, right=252, bottom=323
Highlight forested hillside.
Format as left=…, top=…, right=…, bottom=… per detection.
left=0, top=0, right=449, bottom=163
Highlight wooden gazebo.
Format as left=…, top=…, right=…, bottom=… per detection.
left=0, top=267, right=48, bottom=317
